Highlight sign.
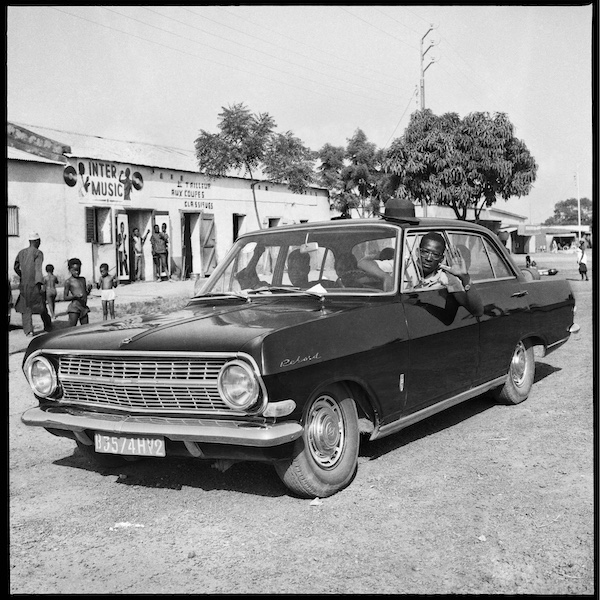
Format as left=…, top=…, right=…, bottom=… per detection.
left=171, top=180, right=214, bottom=210
left=67, top=160, right=143, bottom=204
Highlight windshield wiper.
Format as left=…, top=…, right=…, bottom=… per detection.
left=193, top=291, right=249, bottom=301
left=246, top=286, right=326, bottom=299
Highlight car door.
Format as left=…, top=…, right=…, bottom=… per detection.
left=400, top=230, right=479, bottom=414
left=448, top=232, right=531, bottom=386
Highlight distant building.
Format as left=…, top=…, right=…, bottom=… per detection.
left=518, top=224, right=592, bottom=252
left=7, top=122, right=331, bottom=285
left=412, top=203, right=529, bottom=253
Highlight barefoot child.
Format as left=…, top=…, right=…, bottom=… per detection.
left=63, top=258, right=92, bottom=327
left=97, top=263, right=118, bottom=319
left=43, top=264, right=59, bottom=320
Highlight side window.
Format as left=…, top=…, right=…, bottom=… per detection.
left=446, top=232, right=514, bottom=281
left=401, top=231, right=449, bottom=291
left=446, top=233, right=493, bottom=282
left=483, top=238, right=513, bottom=279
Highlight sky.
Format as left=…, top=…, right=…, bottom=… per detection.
left=7, top=4, right=595, bottom=224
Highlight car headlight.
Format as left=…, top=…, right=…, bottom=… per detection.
left=24, top=355, right=58, bottom=397
left=218, top=359, right=260, bottom=411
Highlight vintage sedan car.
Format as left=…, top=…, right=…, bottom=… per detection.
left=21, top=208, right=579, bottom=498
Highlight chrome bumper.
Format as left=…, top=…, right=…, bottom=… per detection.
left=21, top=407, right=303, bottom=448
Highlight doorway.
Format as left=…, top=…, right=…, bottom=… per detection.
left=182, top=212, right=217, bottom=279
left=124, top=210, right=153, bottom=282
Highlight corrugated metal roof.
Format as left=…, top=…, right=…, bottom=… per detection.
left=10, top=122, right=200, bottom=172
left=7, top=145, right=67, bottom=165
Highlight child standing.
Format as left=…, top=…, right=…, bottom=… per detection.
left=63, top=258, right=92, bottom=326
left=43, top=264, right=59, bottom=320
left=97, top=263, right=118, bottom=320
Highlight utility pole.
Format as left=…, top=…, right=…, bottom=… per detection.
left=419, top=25, right=437, bottom=217
left=420, top=25, right=437, bottom=110
left=576, top=165, right=581, bottom=242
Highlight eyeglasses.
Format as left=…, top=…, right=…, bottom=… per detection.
left=419, top=248, right=443, bottom=260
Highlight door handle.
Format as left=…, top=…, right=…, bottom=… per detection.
left=511, top=290, right=529, bottom=298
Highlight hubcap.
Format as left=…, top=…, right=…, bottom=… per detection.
left=510, top=341, right=527, bottom=388
left=306, top=395, right=345, bottom=468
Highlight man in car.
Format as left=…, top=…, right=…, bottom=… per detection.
left=286, top=249, right=311, bottom=288
left=358, top=231, right=484, bottom=317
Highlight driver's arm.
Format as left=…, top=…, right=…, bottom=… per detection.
left=357, top=257, right=394, bottom=291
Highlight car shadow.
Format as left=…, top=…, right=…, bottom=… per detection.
left=362, top=360, right=562, bottom=461
left=53, top=452, right=290, bottom=498
left=50, top=362, right=563, bottom=497
left=361, top=395, right=497, bottom=461
left=534, top=361, right=561, bottom=383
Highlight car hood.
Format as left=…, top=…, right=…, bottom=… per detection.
left=25, top=297, right=405, bottom=375
left=25, top=299, right=352, bottom=355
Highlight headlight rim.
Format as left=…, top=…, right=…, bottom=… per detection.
left=217, top=358, right=262, bottom=412
left=24, top=354, right=58, bottom=398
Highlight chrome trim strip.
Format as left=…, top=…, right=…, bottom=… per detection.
left=21, top=407, right=302, bottom=448
left=372, top=376, right=506, bottom=441
left=548, top=335, right=570, bottom=349
left=60, top=375, right=219, bottom=388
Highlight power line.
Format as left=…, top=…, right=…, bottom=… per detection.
left=382, top=87, right=418, bottom=149
left=49, top=6, right=400, bottom=112
left=192, top=6, right=400, bottom=90
left=339, top=6, right=419, bottom=51
left=142, top=6, right=401, bottom=100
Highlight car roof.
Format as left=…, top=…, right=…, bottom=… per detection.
left=238, top=217, right=496, bottom=238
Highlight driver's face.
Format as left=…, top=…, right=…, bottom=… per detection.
left=419, top=239, right=445, bottom=277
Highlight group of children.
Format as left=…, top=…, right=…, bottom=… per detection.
left=43, top=259, right=119, bottom=326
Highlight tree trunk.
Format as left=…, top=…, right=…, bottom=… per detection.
left=247, top=165, right=263, bottom=229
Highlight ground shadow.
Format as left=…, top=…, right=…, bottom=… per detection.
left=360, top=361, right=562, bottom=462
left=360, top=395, right=497, bottom=461
left=534, top=361, right=561, bottom=383
left=54, top=450, right=289, bottom=498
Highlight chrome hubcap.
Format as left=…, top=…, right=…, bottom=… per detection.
left=510, top=341, right=527, bottom=388
left=306, top=395, right=344, bottom=468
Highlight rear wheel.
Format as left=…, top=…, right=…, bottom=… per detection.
left=494, top=340, right=535, bottom=404
left=275, top=384, right=359, bottom=498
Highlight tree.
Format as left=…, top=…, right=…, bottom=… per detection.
left=316, top=129, right=392, bottom=218
left=194, top=103, right=315, bottom=228
left=384, top=109, right=538, bottom=220
left=543, top=198, right=592, bottom=225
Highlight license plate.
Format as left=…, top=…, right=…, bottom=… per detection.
left=94, top=433, right=166, bottom=457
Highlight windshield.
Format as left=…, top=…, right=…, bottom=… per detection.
left=194, top=223, right=400, bottom=297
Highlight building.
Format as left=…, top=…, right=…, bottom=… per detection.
left=518, top=224, right=592, bottom=252
left=7, top=122, right=331, bottom=286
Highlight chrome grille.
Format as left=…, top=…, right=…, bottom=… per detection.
left=57, top=355, right=235, bottom=414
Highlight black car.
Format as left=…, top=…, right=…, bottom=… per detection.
left=21, top=212, right=579, bottom=497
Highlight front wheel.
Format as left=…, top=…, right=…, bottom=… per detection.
left=494, top=340, right=535, bottom=405
left=275, top=384, right=359, bottom=498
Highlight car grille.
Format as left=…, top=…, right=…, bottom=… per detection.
left=56, top=354, right=237, bottom=414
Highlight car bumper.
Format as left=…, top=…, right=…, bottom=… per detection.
left=21, top=406, right=303, bottom=448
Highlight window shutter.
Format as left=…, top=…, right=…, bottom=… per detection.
left=85, top=207, right=96, bottom=242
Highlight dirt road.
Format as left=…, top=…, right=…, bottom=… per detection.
left=9, top=253, right=594, bottom=594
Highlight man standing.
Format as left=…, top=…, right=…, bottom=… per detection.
left=150, top=224, right=168, bottom=281
left=14, top=233, right=52, bottom=336
left=132, top=227, right=149, bottom=281
left=577, top=240, right=589, bottom=281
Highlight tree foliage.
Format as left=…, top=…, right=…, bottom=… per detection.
left=384, top=109, right=538, bottom=220
left=194, top=103, right=315, bottom=228
left=543, top=197, right=592, bottom=226
left=316, top=129, right=393, bottom=218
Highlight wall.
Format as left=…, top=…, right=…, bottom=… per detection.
left=8, top=155, right=331, bottom=286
